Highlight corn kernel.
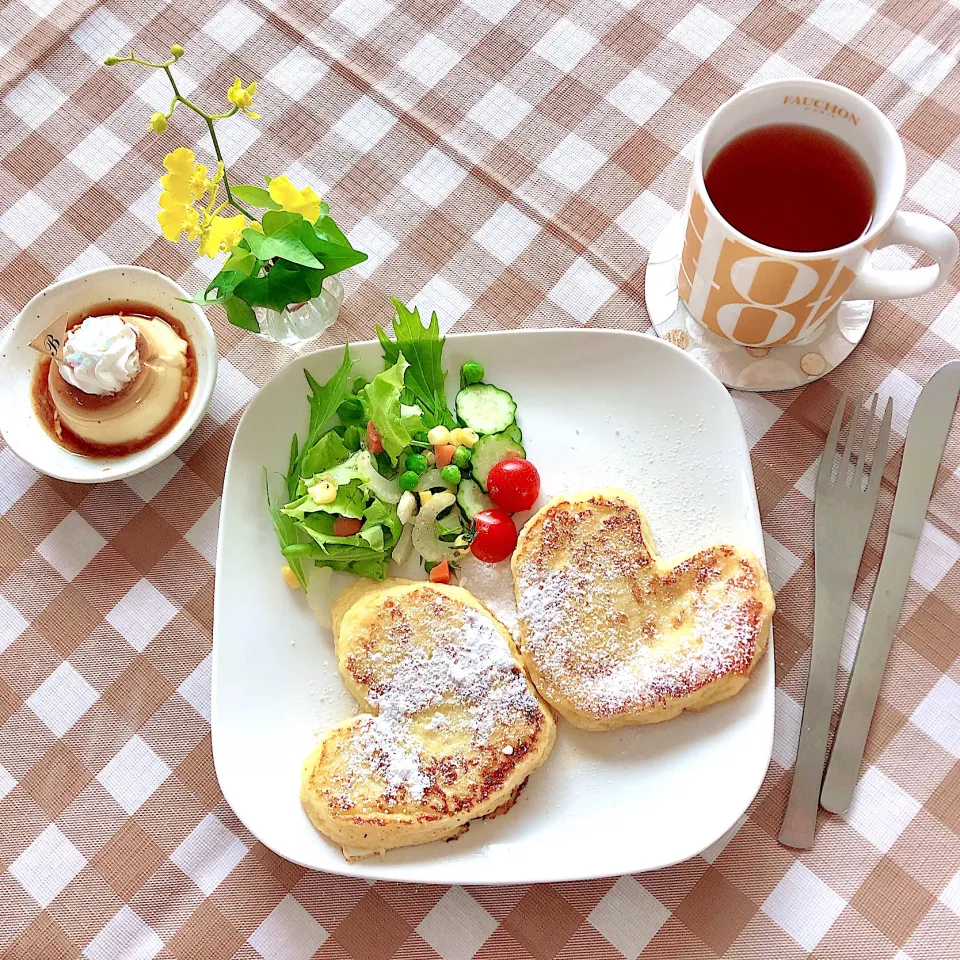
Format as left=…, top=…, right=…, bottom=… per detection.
left=427, top=425, right=450, bottom=445
left=426, top=451, right=437, bottom=466
left=281, top=564, right=301, bottom=589
left=308, top=479, right=337, bottom=504
left=460, top=428, right=479, bottom=448
left=419, top=490, right=433, bottom=506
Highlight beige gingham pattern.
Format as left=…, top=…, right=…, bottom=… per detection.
left=1, top=0, right=959, bottom=957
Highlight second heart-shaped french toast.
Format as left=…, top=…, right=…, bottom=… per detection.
left=300, top=579, right=556, bottom=859
left=512, top=489, right=775, bottom=730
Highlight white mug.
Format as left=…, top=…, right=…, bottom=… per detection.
left=679, top=78, right=960, bottom=347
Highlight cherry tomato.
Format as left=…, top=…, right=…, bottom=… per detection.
left=487, top=458, right=540, bottom=513
left=333, top=517, right=363, bottom=537
left=429, top=558, right=451, bottom=583
left=366, top=420, right=383, bottom=454
left=470, top=509, right=518, bottom=563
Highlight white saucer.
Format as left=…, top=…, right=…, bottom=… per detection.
left=0, top=266, right=218, bottom=483
left=644, top=216, right=874, bottom=392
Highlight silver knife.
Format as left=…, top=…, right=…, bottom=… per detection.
left=821, top=360, right=960, bottom=814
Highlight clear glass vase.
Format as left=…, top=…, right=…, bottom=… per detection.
left=253, top=276, right=344, bottom=347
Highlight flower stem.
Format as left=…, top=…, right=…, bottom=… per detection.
left=117, top=53, right=255, bottom=219
left=202, top=116, right=254, bottom=218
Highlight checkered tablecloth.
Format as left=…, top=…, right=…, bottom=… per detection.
left=1, top=0, right=959, bottom=957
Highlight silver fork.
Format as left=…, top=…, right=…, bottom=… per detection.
left=779, top=390, right=892, bottom=849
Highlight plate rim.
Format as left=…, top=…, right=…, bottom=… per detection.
left=212, top=326, right=774, bottom=884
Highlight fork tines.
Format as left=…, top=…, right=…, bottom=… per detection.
left=819, top=390, right=893, bottom=495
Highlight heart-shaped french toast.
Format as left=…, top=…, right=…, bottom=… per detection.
left=512, top=489, right=775, bottom=730
left=300, top=579, right=556, bottom=860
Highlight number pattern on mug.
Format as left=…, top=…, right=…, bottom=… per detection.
left=679, top=187, right=874, bottom=347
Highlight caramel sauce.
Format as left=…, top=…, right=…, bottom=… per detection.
left=32, top=303, right=198, bottom=459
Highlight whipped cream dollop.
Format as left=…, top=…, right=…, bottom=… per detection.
left=59, top=314, right=141, bottom=396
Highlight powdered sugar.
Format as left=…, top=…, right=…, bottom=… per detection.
left=515, top=500, right=763, bottom=718
left=457, top=554, right=519, bottom=638
left=338, top=592, right=538, bottom=802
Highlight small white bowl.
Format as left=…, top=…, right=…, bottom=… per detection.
left=0, top=265, right=218, bottom=483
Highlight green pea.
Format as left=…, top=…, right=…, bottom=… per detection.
left=452, top=445, right=472, bottom=470
left=399, top=471, right=419, bottom=491
left=440, top=465, right=462, bottom=485
left=461, top=361, right=484, bottom=385
left=405, top=452, right=428, bottom=474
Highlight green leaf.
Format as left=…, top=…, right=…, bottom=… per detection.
left=220, top=249, right=257, bottom=275
left=291, top=493, right=401, bottom=579
left=231, top=184, right=281, bottom=210
left=288, top=345, right=355, bottom=497
left=312, top=215, right=351, bottom=248
left=265, top=470, right=306, bottom=588
left=376, top=299, right=456, bottom=429
left=223, top=296, right=259, bottom=332
left=242, top=224, right=322, bottom=269
left=360, top=356, right=424, bottom=463
left=299, top=431, right=349, bottom=480
left=261, top=209, right=302, bottom=234
left=199, top=259, right=256, bottom=304
left=234, top=261, right=323, bottom=313
left=298, top=221, right=368, bottom=278
left=376, top=325, right=401, bottom=366
left=282, top=479, right=366, bottom=521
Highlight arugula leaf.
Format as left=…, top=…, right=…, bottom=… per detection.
left=376, top=325, right=401, bottom=366
left=376, top=299, right=456, bottom=429
left=265, top=470, right=306, bottom=588
left=360, top=356, right=424, bottom=463
left=287, top=346, right=354, bottom=498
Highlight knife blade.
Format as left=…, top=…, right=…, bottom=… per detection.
left=820, top=360, right=960, bottom=814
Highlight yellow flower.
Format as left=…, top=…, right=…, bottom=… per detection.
left=164, top=146, right=194, bottom=176
left=149, top=112, right=168, bottom=134
left=157, top=193, right=200, bottom=242
left=227, top=78, right=259, bottom=118
left=160, top=147, right=196, bottom=203
left=267, top=175, right=321, bottom=223
left=199, top=214, right=248, bottom=258
left=189, top=162, right=208, bottom=201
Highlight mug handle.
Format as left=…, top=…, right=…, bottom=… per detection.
left=846, top=211, right=959, bottom=301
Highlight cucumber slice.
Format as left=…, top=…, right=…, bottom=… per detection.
left=472, top=433, right=526, bottom=491
left=457, top=478, right=493, bottom=519
left=502, top=423, right=522, bottom=444
left=455, top=384, right=516, bottom=435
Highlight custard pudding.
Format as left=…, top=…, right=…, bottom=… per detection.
left=34, top=307, right=196, bottom=457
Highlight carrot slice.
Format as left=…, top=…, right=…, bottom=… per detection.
left=429, top=559, right=451, bottom=583
left=333, top=517, right=363, bottom=537
left=435, top=444, right=456, bottom=468
left=366, top=420, right=383, bottom=454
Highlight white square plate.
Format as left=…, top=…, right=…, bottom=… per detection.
left=212, top=329, right=774, bottom=884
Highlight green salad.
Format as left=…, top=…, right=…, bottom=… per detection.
left=267, top=300, right=533, bottom=587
